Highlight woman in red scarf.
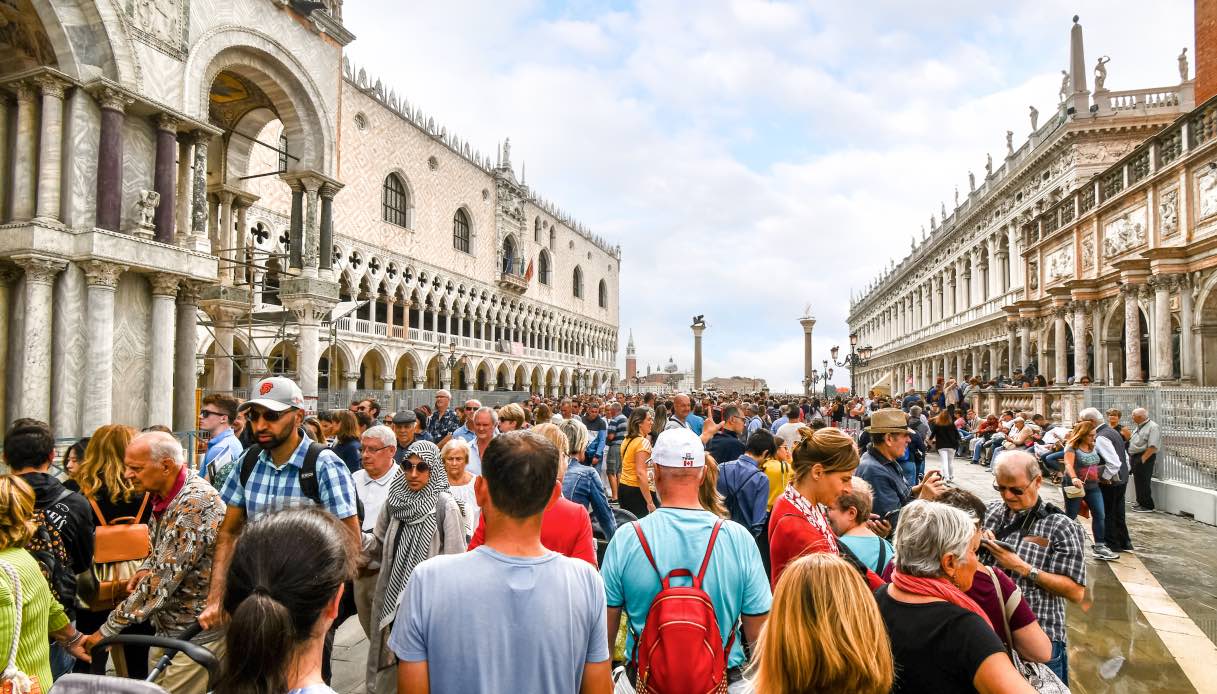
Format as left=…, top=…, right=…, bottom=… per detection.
left=768, top=427, right=885, bottom=589
left=875, top=500, right=1034, bottom=694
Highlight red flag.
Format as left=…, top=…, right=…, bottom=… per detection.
left=524, top=258, right=534, bottom=282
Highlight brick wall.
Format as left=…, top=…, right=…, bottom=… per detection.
left=1199, top=0, right=1217, bottom=102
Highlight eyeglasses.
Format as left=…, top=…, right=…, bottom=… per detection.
left=401, top=461, right=432, bottom=473
left=361, top=444, right=392, bottom=457
left=245, top=408, right=289, bottom=423
left=993, top=483, right=1029, bottom=496
left=199, top=410, right=225, bottom=419
left=464, top=406, right=477, bottom=411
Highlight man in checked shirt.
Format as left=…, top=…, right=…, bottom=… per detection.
left=982, top=451, right=1087, bottom=687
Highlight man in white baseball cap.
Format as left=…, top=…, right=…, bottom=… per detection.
left=601, top=427, right=771, bottom=691
left=200, top=375, right=359, bottom=635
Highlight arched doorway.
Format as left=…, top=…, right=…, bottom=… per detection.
left=395, top=353, right=419, bottom=390
left=424, top=356, right=443, bottom=389
left=359, top=348, right=389, bottom=389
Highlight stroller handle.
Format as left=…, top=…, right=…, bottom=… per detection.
left=99, top=622, right=219, bottom=686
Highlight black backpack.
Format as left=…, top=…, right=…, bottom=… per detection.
left=238, top=442, right=365, bottom=522
left=27, top=489, right=75, bottom=607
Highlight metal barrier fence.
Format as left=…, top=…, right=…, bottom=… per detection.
left=1084, top=386, right=1217, bottom=490
left=313, top=389, right=527, bottom=413
left=0, top=431, right=210, bottom=478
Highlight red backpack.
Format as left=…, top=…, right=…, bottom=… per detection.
left=631, top=520, right=732, bottom=694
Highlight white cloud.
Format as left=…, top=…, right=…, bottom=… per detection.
left=342, top=0, right=1194, bottom=392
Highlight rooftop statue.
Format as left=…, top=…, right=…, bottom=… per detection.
left=1059, top=69, right=1069, bottom=102
left=1179, top=48, right=1189, bottom=82
left=1029, top=105, right=1039, bottom=131
left=1094, top=56, right=1110, bottom=91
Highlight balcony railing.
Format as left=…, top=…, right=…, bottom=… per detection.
left=498, top=257, right=529, bottom=293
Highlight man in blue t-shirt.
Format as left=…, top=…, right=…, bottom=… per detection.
left=602, top=429, right=771, bottom=690
left=390, top=431, right=610, bottom=693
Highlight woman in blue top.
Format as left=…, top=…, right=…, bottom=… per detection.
left=826, top=477, right=894, bottom=575
left=1062, top=420, right=1118, bottom=561
left=330, top=410, right=363, bottom=473
left=555, top=419, right=616, bottom=540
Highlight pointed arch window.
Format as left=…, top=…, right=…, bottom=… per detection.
left=539, top=250, right=551, bottom=285
left=573, top=265, right=584, bottom=299
left=382, top=174, right=410, bottom=227
left=453, top=209, right=471, bottom=253
left=598, top=279, right=608, bottom=308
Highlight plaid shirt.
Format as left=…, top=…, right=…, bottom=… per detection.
left=427, top=409, right=461, bottom=441
left=983, top=499, right=1086, bottom=643
left=219, top=435, right=357, bottom=520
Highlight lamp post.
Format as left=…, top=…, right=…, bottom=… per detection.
left=831, top=332, right=873, bottom=396
left=808, top=363, right=834, bottom=398
left=438, top=341, right=468, bottom=389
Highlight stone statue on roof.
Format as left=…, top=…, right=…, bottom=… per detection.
left=1029, top=105, right=1039, bottom=131
left=1179, top=48, right=1189, bottom=82
left=1059, top=70, right=1070, bottom=102
left=968, top=171, right=975, bottom=191
left=985, top=153, right=993, bottom=177
left=1094, top=56, right=1110, bottom=91
left=1006, top=130, right=1014, bottom=156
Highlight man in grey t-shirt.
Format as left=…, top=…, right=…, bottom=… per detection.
left=390, top=431, right=611, bottom=693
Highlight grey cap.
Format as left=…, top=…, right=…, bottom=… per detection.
left=392, top=410, right=419, bottom=425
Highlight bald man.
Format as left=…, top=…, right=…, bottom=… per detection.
left=1128, top=408, right=1161, bottom=512
left=81, top=432, right=227, bottom=694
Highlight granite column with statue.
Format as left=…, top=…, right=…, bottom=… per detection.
left=800, top=313, right=816, bottom=395
left=691, top=319, right=705, bottom=391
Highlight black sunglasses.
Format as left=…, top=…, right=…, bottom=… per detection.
left=993, top=483, right=1029, bottom=496
left=402, top=461, right=432, bottom=473
left=199, top=410, right=226, bottom=419
left=246, top=408, right=289, bottom=423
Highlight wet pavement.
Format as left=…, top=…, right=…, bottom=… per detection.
left=330, top=460, right=1217, bottom=694
left=948, top=458, right=1217, bottom=694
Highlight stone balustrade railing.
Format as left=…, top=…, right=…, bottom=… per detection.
left=1097, top=85, right=1189, bottom=115
left=971, top=386, right=1085, bottom=426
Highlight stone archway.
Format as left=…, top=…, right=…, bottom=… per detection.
left=358, top=346, right=390, bottom=389
left=395, top=351, right=420, bottom=390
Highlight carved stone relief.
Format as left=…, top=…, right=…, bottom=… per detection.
left=1028, top=259, right=1039, bottom=291
left=1159, top=187, right=1179, bottom=237
left=1046, top=244, right=1074, bottom=282
left=1103, top=205, right=1148, bottom=258
left=1198, top=169, right=1217, bottom=220
left=1078, top=235, right=1095, bottom=271
left=125, top=0, right=188, bottom=57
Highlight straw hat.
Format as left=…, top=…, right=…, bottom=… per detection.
left=865, top=408, right=916, bottom=434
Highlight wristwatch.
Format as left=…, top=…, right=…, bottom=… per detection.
left=1026, top=566, right=1040, bottom=584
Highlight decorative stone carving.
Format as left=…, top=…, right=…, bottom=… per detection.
left=1094, top=56, right=1110, bottom=91
left=83, top=261, right=125, bottom=289
left=1028, top=259, right=1039, bottom=290
left=1179, top=48, right=1189, bottom=82
left=985, top=153, right=993, bottom=177
left=149, top=274, right=180, bottom=297
left=126, top=0, right=188, bottom=56
left=1198, top=169, right=1217, bottom=220
left=1080, top=236, right=1095, bottom=270
left=1006, top=130, right=1014, bottom=156
left=16, top=256, right=66, bottom=285
left=1160, top=188, right=1180, bottom=237
left=1029, top=105, right=1039, bottom=130
left=1046, top=244, right=1074, bottom=281
left=136, top=190, right=161, bottom=230
left=1059, top=70, right=1070, bottom=102
left=968, top=171, right=975, bottom=191
left=1103, top=206, right=1147, bottom=257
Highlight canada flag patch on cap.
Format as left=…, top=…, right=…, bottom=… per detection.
left=260, top=382, right=274, bottom=395
left=682, top=452, right=694, bottom=467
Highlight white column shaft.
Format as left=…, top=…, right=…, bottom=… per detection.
left=147, top=291, right=176, bottom=426
left=82, top=283, right=117, bottom=432
left=34, top=85, right=65, bottom=222
left=174, top=292, right=199, bottom=431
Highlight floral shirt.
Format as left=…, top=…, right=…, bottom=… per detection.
left=427, top=409, right=461, bottom=441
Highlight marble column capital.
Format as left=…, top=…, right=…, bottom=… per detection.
left=83, top=260, right=126, bottom=289
left=15, top=256, right=65, bottom=285
left=32, top=74, right=69, bottom=99
left=96, top=87, right=132, bottom=112
left=149, top=274, right=180, bottom=297
left=192, top=129, right=211, bottom=145
left=319, top=181, right=343, bottom=199
left=1147, top=273, right=1179, bottom=291
left=155, top=113, right=180, bottom=133
left=177, top=280, right=202, bottom=305
left=12, top=80, right=36, bottom=103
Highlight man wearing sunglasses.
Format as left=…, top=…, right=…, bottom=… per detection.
left=449, top=399, right=483, bottom=444
left=199, top=376, right=360, bottom=631
left=198, top=393, right=242, bottom=484
left=981, top=451, right=1086, bottom=686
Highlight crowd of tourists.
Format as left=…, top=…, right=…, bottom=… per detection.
left=0, top=375, right=1163, bottom=693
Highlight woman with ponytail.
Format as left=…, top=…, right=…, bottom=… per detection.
left=215, top=508, right=356, bottom=694
left=875, top=500, right=1035, bottom=694
left=767, top=427, right=885, bottom=589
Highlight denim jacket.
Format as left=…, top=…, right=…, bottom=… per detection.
left=561, top=458, right=616, bottom=539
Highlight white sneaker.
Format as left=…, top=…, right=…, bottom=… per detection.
left=1093, top=545, right=1120, bottom=561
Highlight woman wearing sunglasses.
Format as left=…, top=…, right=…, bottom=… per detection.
left=363, top=440, right=465, bottom=694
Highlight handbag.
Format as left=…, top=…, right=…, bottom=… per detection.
left=986, top=567, right=1070, bottom=693
left=77, top=494, right=152, bottom=611
left=0, top=560, right=42, bottom=694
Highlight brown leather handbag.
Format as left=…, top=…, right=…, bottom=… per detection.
left=78, top=494, right=152, bottom=610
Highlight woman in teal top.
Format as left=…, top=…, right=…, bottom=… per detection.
left=1062, top=420, right=1118, bottom=560
left=0, top=475, right=90, bottom=688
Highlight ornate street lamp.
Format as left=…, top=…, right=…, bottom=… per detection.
left=832, top=332, right=872, bottom=395
left=437, top=341, right=468, bottom=388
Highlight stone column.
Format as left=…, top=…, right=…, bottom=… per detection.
left=988, top=345, right=1000, bottom=380
left=1090, top=301, right=1105, bottom=383
left=1006, top=324, right=1017, bottom=376
left=0, top=266, right=19, bottom=428
left=0, top=98, right=9, bottom=219
left=152, top=115, right=179, bottom=244
left=1180, top=275, right=1195, bottom=383
left=189, top=132, right=210, bottom=250
left=1019, top=319, right=1032, bottom=371
left=970, top=348, right=981, bottom=380
left=692, top=321, right=705, bottom=390
left=947, top=276, right=957, bottom=316
left=295, top=309, right=323, bottom=402
left=210, top=315, right=234, bottom=392
left=287, top=180, right=304, bottom=268
left=11, top=82, right=38, bottom=222
left=344, top=372, right=360, bottom=397
left=799, top=314, right=815, bottom=395
left=955, top=351, right=965, bottom=382
left=175, top=136, right=192, bottom=245
left=1072, top=302, right=1089, bottom=382
left=1122, top=283, right=1144, bottom=384
left=381, top=376, right=395, bottom=394
left=94, top=89, right=128, bottom=231
left=147, top=275, right=178, bottom=427
left=81, top=261, right=124, bottom=432
left=1150, top=275, right=1175, bottom=382
left=217, top=192, right=235, bottom=285
left=995, top=249, right=1009, bottom=294
left=319, top=183, right=337, bottom=273
left=33, top=76, right=67, bottom=223
left=173, top=283, right=200, bottom=431
left=1053, top=307, right=1069, bottom=384
left=302, top=178, right=322, bottom=277
left=233, top=201, right=249, bottom=285
left=16, top=257, right=64, bottom=422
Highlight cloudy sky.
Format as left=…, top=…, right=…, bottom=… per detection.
left=343, top=1, right=1193, bottom=393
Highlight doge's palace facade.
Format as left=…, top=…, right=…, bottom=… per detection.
left=849, top=19, right=1199, bottom=396
left=0, top=0, right=619, bottom=439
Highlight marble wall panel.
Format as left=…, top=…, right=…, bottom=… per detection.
left=51, top=263, right=86, bottom=438
left=1102, top=205, right=1148, bottom=259
left=112, top=273, right=150, bottom=427
left=121, top=118, right=156, bottom=232
left=62, top=89, right=99, bottom=229
left=133, top=42, right=187, bottom=107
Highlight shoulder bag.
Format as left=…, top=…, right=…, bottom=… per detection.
left=0, top=560, right=41, bottom=694
left=77, top=494, right=152, bottom=611
left=986, top=567, right=1070, bottom=694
